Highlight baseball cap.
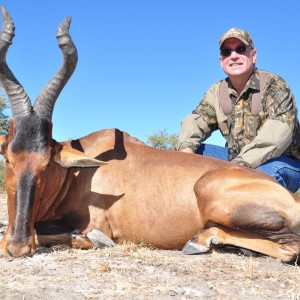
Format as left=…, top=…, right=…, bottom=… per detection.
left=219, top=28, right=254, bottom=49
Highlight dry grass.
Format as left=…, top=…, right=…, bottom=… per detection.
left=0, top=194, right=299, bottom=299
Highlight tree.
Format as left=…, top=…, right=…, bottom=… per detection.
left=0, top=159, right=5, bottom=193
left=146, top=129, right=178, bottom=150
left=0, top=86, right=9, bottom=192
left=0, top=86, right=9, bottom=135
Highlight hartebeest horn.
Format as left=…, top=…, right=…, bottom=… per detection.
left=0, top=6, right=32, bottom=118
left=33, top=17, right=78, bottom=121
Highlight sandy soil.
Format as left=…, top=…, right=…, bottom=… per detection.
left=0, top=193, right=299, bottom=300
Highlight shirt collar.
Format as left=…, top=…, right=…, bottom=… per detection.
left=227, top=68, right=259, bottom=97
left=247, top=68, right=260, bottom=91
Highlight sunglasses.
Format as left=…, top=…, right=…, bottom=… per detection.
left=220, top=44, right=252, bottom=57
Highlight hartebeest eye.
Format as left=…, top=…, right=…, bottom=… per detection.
left=46, top=159, right=52, bottom=168
left=3, top=154, right=9, bottom=164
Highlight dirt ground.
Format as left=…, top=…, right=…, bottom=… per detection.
left=0, top=194, right=299, bottom=300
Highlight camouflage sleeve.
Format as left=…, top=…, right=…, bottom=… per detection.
left=233, top=119, right=293, bottom=168
left=176, top=92, right=219, bottom=152
left=233, top=75, right=296, bottom=168
left=263, top=74, right=297, bottom=128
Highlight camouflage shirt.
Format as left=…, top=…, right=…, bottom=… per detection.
left=176, top=68, right=300, bottom=168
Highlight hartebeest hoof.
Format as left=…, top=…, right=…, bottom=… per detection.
left=86, top=229, right=116, bottom=248
left=182, top=237, right=219, bottom=255
left=6, top=245, right=32, bottom=258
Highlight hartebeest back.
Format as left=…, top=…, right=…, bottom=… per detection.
left=0, top=6, right=300, bottom=263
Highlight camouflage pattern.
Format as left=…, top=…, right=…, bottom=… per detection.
left=177, top=69, right=300, bottom=164
left=219, top=28, right=254, bottom=49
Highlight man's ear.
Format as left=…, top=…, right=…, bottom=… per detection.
left=53, top=142, right=107, bottom=168
left=252, top=49, right=257, bottom=65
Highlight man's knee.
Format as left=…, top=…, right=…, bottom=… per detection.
left=257, top=158, right=300, bottom=192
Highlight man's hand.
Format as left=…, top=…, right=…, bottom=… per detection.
left=232, top=157, right=252, bottom=168
left=180, top=147, right=195, bottom=154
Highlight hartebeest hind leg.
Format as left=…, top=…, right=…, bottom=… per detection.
left=186, top=168, right=300, bottom=263
left=183, top=225, right=300, bottom=263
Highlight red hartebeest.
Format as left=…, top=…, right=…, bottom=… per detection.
left=0, top=7, right=300, bottom=263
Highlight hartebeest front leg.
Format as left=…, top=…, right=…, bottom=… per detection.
left=35, top=229, right=116, bottom=250
left=183, top=225, right=300, bottom=263
left=35, top=232, right=93, bottom=250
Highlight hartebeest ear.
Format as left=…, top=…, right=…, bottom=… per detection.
left=0, top=135, right=7, bottom=155
left=54, top=143, right=107, bottom=168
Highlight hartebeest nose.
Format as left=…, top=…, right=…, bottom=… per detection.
left=6, top=243, right=32, bottom=258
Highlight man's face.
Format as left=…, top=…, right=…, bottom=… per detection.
left=219, top=38, right=257, bottom=78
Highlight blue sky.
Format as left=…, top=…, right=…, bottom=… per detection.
left=1, top=1, right=300, bottom=146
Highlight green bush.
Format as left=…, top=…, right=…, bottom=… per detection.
left=146, top=129, right=178, bottom=150
left=0, top=159, right=5, bottom=193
